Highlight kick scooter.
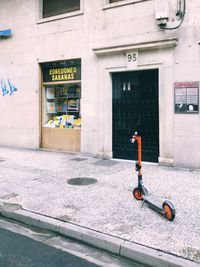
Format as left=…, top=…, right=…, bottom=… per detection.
left=131, top=132, right=175, bottom=221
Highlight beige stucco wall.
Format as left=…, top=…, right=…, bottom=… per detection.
left=0, top=0, right=200, bottom=168
left=173, top=1, right=200, bottom=168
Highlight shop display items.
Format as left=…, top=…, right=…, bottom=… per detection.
left=44, top=84, right=81, bottom=128
left=44, top=115, right=81, bottom=128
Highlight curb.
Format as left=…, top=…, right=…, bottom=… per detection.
left=0, top=203, right=199, bottom=267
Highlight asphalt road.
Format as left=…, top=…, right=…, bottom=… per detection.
left=0, top=218, right=146, bottom=267
left=0, top=227, right=100, bottom=267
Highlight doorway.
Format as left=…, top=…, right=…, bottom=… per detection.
left=112, top=69, right=159, bottom=162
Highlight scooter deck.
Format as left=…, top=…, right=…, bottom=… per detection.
left=143, top=194, right=164, bottom=213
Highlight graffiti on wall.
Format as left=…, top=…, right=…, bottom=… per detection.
left=0, top=79, right=17, bottom=96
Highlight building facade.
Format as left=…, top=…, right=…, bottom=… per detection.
left=0, top=0, right=200, bottom=168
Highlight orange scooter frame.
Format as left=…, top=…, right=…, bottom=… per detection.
left=131, top=132, right=175, bottom=221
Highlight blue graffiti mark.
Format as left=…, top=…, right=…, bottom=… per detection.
left=0, top=79, right=18, bottom=96
left=1, top=79, right=9, bottom=96
left=7, top=79, right=17, bottom=96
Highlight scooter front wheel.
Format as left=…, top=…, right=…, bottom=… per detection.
left=133, top=187, right=143, bottom=201
left=162, top=201, right=175, bottom=221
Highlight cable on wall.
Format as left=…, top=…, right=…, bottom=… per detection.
left=158, top=0, right=186, bottom=30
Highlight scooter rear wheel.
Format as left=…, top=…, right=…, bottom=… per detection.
left=162, top=201, right=175, bottom=221
left=133, top=187, right=143, bottom=201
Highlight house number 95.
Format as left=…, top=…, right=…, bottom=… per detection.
left=126, top=50, right=138, bottom=69
left=127, top=53, right=137, bottom=62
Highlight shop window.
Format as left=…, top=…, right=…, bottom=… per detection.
left=41, top=60, right=81, bottom=130
left=44, top=84, right=81, bottom=129
left=43, top=0, right=80, bottom=18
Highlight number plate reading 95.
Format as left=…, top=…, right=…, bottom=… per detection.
left=126, top=51, right=138, bottom=70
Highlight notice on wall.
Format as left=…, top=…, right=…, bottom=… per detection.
left=174, top=81, right=199, bottom=113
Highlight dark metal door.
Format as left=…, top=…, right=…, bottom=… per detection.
left=112, top=69, right=159, bottom=162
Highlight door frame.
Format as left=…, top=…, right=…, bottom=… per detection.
left=101, top=63, right=164, bottom=161
left=112, top=68, right=160, bottom=162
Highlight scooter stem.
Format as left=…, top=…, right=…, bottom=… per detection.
left=132, top=134, right=142, bottom=176
left=135, top=136, right=142, bottom=165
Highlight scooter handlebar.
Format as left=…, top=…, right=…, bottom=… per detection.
left=130, top=138, right=136, bottom=144
left=130, top=131, right=138, bottom=143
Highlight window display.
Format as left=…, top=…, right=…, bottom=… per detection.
left=41, top=59, right=81, bottom=152
left=44, top=83, right=81, bottom=128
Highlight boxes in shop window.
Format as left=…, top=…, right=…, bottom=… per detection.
left=59, top=124, right=65, bottom=128
left=53, top=115, right=74, bottom=128
left=57, top=101, right=63, bottom=112
left=76, top=87, right=81, bottom=97
left=53, top=116, right=63, bottom=127
left=73, top=118, right=81, bottom=128
left=44, top=115, right=80, bottom=129
left=68, top=99, right=79, bottom=111
left=66, top=115, right=74, bottom=125
left=46, top=102, right=56, bottom=113
left=44, top=119, right=54, bottom=128
left=67, top=86, right=81, bottom=98
left=46, top=88, right=55, bottom=99
left=61, top=115, right=67, bottom=125
left=58, top=87, right=68, bottom=97
left=56, top=100, right=67, bottom=112
left=62, top=100, right=67, bottom=112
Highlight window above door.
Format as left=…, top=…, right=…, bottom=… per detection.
left=42, top=0, right=80, bottom=18
left=37, top=0, right=83, bottom=23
